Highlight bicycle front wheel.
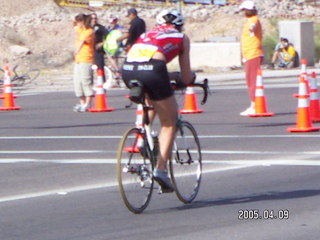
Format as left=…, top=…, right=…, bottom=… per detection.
left=25, top=69, right=40, bottom=82
left=117, top=128, right=154, bottom=214
left=169, top=121, right=202, bottom=203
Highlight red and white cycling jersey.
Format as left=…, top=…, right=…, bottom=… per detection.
left=126, top=25, right=184, bottom=63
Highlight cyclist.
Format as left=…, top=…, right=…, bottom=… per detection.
left=121, top=9, right=195, bottom=192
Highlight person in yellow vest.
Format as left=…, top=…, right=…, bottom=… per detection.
left=239, top=1, right=263, bottom=116
left=271, top=38, right=296, bottom=69
left=103, top=17, right=124, bottom=81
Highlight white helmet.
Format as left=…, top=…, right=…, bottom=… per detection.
left=156, top=9, right=184, bottom=27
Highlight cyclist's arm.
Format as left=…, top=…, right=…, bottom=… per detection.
left=117, top=32, right=129, bottom=43
left=179, top=35, right=194, bottom=85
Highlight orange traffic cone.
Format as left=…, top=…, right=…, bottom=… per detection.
left=179, top=86, right=203, bottom=114
left=125, top=104, right=144, bottom=153
left=309, top=72, right=320, bottom=122
left=287, top=76, right=319, bottom=132
left=249, top=68, right=274, bottom=117
left=88, top=69, right=114, bottom=112
left=0, top=67, right=21, bottom=111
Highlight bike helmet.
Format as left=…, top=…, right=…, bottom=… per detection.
left=156, top=9, right=184, bottom=27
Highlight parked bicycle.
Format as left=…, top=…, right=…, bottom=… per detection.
left=0, top=65, right=40, bottom=88
left=117, top=77, right=208, bottom=214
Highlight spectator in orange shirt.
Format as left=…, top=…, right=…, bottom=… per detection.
left=239, top=1, right=263, bottom=116
left=73, top=13, right=95, bottom=112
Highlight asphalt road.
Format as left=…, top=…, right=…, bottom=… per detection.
left=0, top=75, right=320, bottom=240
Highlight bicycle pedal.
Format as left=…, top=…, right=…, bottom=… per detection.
left=157, top=186, right=174, bottom=194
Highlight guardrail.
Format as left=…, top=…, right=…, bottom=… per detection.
left=55, top=0, right=240, bottom=8
left=57, top=0, right=176, bottom=8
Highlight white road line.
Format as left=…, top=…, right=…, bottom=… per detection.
left=0, top=147, right=319, bottom=163
left=0, top=165, right=253, bottom=203
left=0, top=158, right=117, bottom=164
left=204, top=159, right=320, bottom=166
left=201, top=150, right=320, bottom=155
left=2, top=158, right=320, bottom=165
left=1, top=134, right=320, bottom=140
left=0, top=150, right=103, bottom=154
left=0, top=136, right=122, bottom=139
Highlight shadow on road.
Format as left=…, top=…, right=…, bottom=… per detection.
left=171, top=189, right=320, bottom=211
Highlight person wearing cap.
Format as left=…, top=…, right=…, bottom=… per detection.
left=117, top=8, right=146, bottom=51
left=91, top=13, right=108, bottom=82
left=239, top=0, right=263, bottom=116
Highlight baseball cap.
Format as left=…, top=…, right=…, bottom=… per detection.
left=127, top=8, right=137, bottom=17
left=239, top=1, right=256, bottom=10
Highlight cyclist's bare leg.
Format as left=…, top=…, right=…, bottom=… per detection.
left=151, top=95, right=178, bottom=171
left=145, top=96, right=156, bottom=123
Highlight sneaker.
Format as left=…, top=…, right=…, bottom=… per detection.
left=240, top=107, right=255, bottom=116
left=79, top=104, right=90, bottom=112
left=73, top=104, right=82, bottom=112
left=267, top=63, right=275, bottom=69
left=153, top=168, right=175, bottom=193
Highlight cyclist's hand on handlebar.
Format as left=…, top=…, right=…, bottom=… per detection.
left=169, top=72, right=196, bottom=90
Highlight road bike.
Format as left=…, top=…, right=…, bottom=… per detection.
left=0, top=65, right=40, bottom=88
left=117, top=77, right=209, bottom=214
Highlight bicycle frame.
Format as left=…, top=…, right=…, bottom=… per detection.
left=137, top=103, right=157, bottom=160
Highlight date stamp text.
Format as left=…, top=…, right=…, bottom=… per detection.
left=238, top=209, right=289, bottom=220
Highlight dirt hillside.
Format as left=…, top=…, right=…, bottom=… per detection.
left=0, top=0, right=318, bottom=72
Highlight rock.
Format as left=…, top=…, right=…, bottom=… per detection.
left=9, top=45, right=31, bottom=57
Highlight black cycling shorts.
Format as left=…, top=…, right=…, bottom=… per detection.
left=121, top=59, right=173, bottom=101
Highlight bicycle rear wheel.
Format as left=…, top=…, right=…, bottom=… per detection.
left=117, top=128, right=154, bottom=214
left=169, top=121, right=202, bottom=203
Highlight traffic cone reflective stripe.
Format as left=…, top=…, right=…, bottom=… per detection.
left=301, top=58, right=307, bottom=74
left=249, top=68, right=274, bottom=117
left=294, top=59, right=310, bottom=98
left=88, top=68, right=114, bottom=112
left=309, top=72, right=320, bottom=122
left=287, top=76, right=319, bottom=132
left=125, top=104, right=144, bottom=153
left=179, top=86, right=203, bottom=114
left=0, top=65, right=17, bottom=99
